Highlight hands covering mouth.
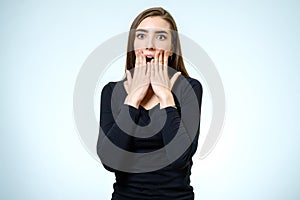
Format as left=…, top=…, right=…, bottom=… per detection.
left=124, top=50, right=181, bottom=109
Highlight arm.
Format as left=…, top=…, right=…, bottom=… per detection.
left=97, top=82, right=140, bottom=172
left=158, top=77, right=203, bottom=169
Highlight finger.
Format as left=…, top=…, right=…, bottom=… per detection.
left=141, top=53, right=147, bottom=75
left=158, top=50, right=163, bottom=74
left=141, top=52, right=146, bottom=68
left=150, top=58, right=155, bottom=78
left=163, top=50, right=169, bottom=78
left=154, top=50, right=159, bottom=76
left=163, top=50, right=169, bottom=68
left=141, top=61, right=147, bottom=76
left=135, top=50, right=141, bottom=67
left=135, top=50, right=142, bottom=76
left=170, top=72, right=181, bottom=89
left=126, top=70, right=132, bottom=86
left=146, top=61, right=151, bottom=79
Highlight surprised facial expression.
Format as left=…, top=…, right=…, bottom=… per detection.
left=134, top=16, right=172, bottom=62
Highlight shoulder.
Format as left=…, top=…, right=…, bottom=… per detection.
left=180, top=76, right=203, bottom=107
left=178, top=76, right=203, bottom=95
left=101, top=80, right=123, bottom=95
left=184, top=76, right=202, bottom=90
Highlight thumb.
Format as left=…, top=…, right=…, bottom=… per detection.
left=170, top=72, right=181, bottom=89
left=126, top=70, right=132, bottom=85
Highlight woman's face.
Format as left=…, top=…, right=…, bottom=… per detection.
left=134, top=16, right=172, bottom=62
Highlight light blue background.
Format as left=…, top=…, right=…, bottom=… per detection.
left=1, top=0, right=300, bottom=199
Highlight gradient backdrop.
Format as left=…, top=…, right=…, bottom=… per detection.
left=1, top=0, right=300, bottom=199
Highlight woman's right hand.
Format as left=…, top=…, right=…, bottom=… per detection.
left=124, top=50, right=150, bottom=108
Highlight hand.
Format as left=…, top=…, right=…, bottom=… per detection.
left=150, top=50, right=181, bottom=108
left=124, top=50, right=150, bottom=108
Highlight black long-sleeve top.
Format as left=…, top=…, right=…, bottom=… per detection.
left=97, top=75, right=203, bottom=200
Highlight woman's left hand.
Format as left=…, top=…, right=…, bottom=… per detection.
left=150, top=50, right=181, bottom=108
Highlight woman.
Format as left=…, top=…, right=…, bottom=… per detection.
left=97, top=7, right=203, bottom=200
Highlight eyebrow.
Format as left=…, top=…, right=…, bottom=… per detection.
left=136, top=29, right=169, bottom=34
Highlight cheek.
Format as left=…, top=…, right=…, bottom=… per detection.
left=133, top=39, right=145, bottom=50
left=158, top=42, right=171, bottom=50
left=155, top=41, right=172, bottom=51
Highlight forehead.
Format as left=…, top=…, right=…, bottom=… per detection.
left=137, top=16, right=171, bottom=30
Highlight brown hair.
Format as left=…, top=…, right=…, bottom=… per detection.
left=125, top=7, right=189, bottom=77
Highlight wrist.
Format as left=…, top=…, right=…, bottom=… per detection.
left=158, top=92, right=175, bottom=109
left=124, top=95, right=140, bottom=109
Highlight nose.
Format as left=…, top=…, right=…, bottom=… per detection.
left=146, top=36, right=155, bottom=50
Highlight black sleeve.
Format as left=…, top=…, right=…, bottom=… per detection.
left=96, top=82, right=140, bottom=172
left=158, top=78, right=203, bottom=169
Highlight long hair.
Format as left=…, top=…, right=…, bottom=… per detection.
left=125, top=7, right=189, bottom=77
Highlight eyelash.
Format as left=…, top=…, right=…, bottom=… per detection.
left=157, top=35, right=167, bottom=40
left=136, top=33, right=145, bottom=39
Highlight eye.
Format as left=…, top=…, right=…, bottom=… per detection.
left=156, top=34, right=167, bottom=40
left=136, top=33, right=145, bottom=39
